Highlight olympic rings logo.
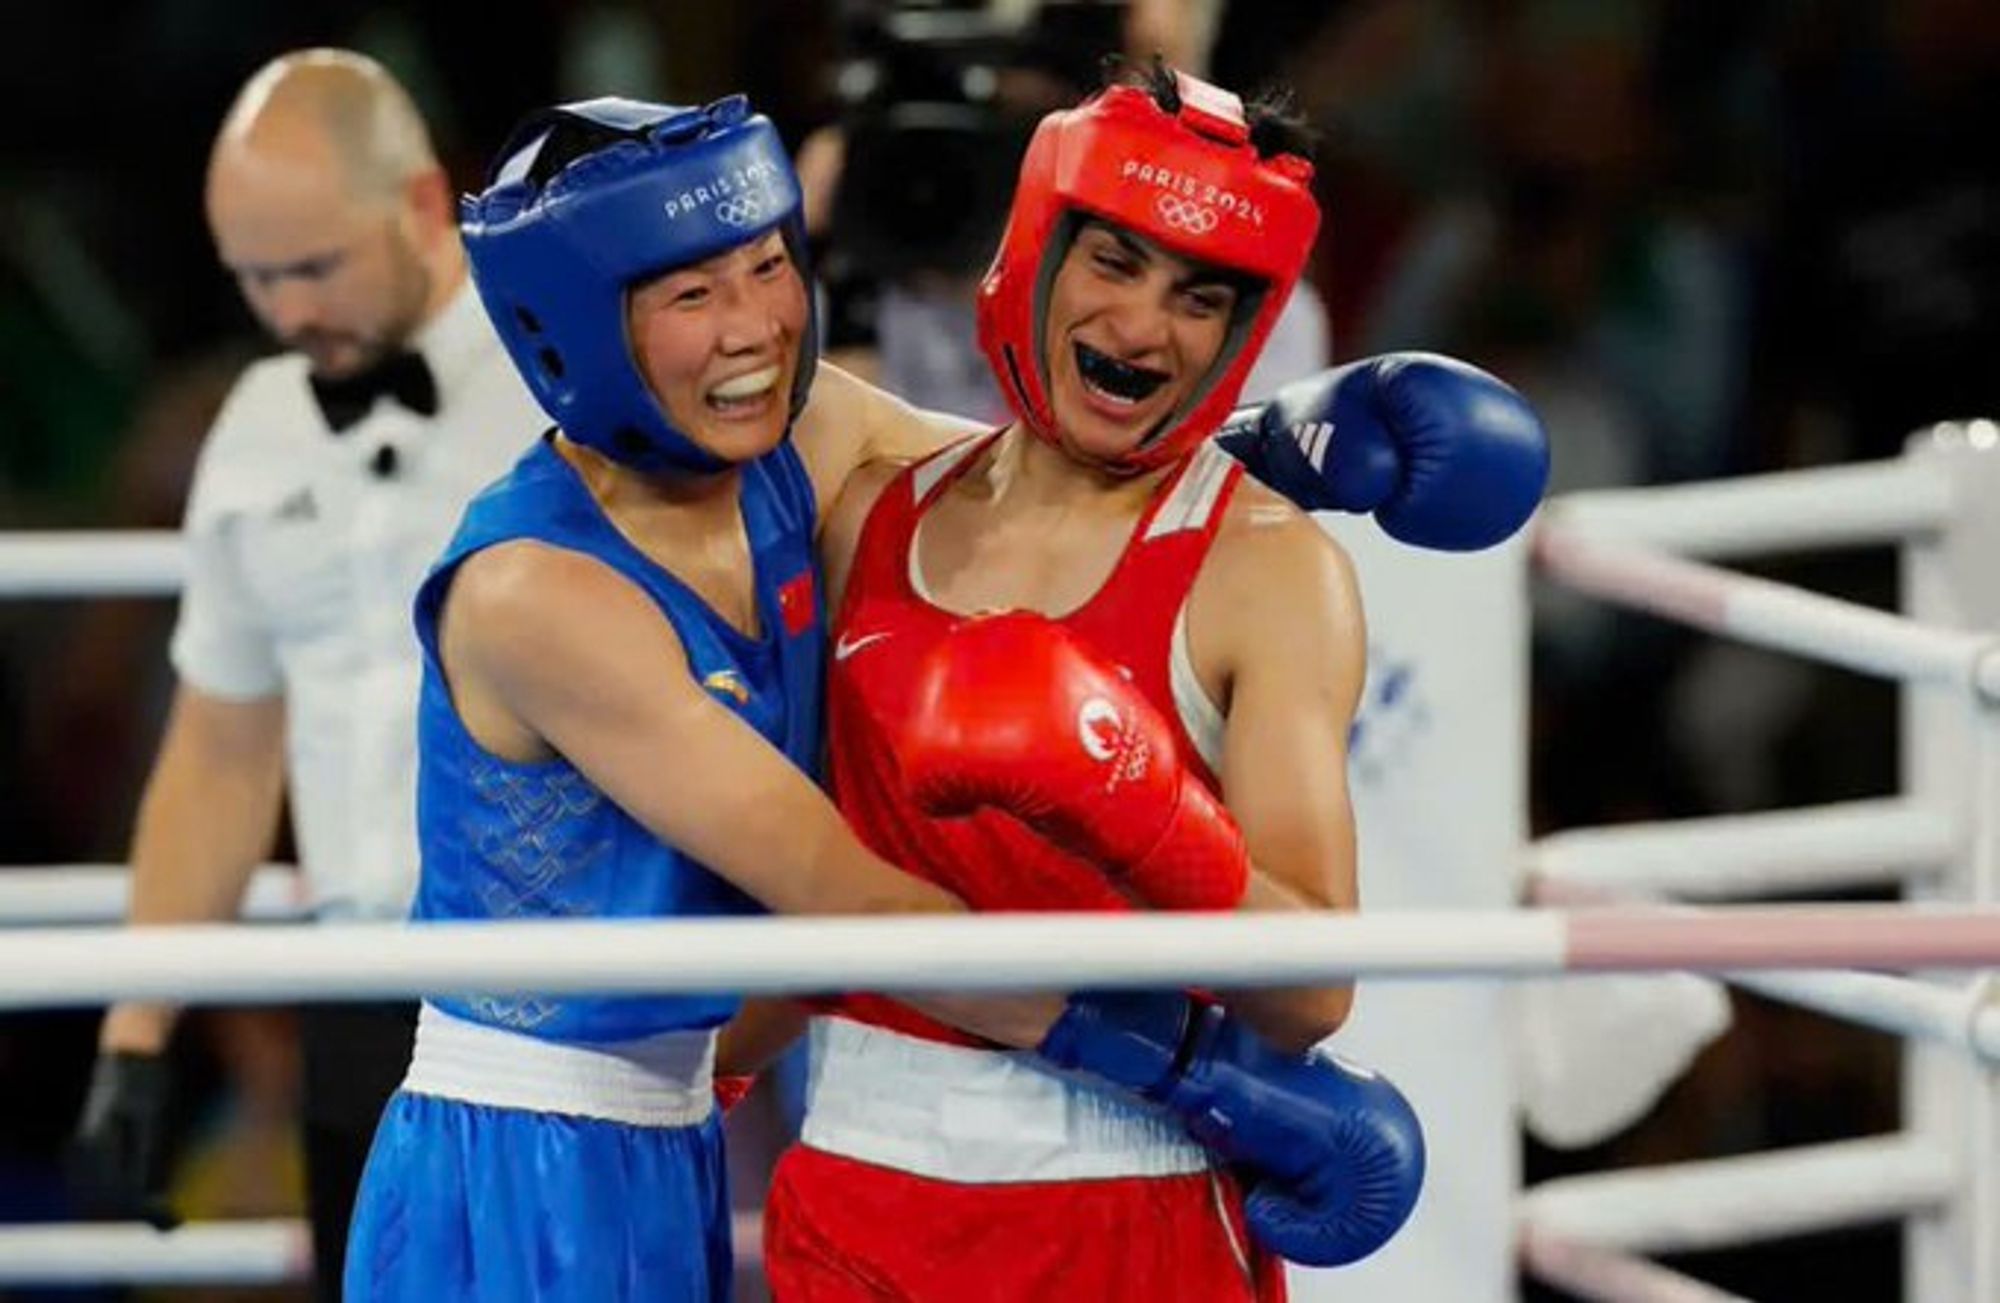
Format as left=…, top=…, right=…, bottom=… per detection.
left=1155, top=193, right=1219, bottom=235
left=714, top=193, right=768, bottom=228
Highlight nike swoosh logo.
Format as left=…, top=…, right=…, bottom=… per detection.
left=834, top=631, right=892, bottom=661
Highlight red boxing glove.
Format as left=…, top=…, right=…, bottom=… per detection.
left=900, top=611, right=1247, bottom=910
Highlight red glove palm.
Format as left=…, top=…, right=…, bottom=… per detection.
left=899, top=611, right=1247, bottom=910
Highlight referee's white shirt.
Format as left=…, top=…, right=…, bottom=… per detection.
left=168, top=283, right=546, bottom=921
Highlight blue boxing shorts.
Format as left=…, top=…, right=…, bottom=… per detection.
left=343, top=1005, right=729, bottom=1302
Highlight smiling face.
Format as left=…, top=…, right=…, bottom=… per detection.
left=625, top=229, right=810, bottom=465
left=1039, top=219, right=1245, bottom=467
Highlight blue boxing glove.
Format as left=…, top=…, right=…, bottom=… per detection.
left=1039, top=991, right=1424, bottom=1267
left=1217, top=352, right=1550, bottom=551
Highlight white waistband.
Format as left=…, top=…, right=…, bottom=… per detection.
left=400, top=1003, right=715, bottom=1128
left=800, top=1017, right=1208, bottom=1183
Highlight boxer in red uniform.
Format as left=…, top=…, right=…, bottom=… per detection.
left=753, top=61, right=1522, bottom=1299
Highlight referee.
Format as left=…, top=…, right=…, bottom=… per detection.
left=68, top=48, right=545, bottom=1299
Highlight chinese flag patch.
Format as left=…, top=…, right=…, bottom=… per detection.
left=777, top=569, right=816, bottom=637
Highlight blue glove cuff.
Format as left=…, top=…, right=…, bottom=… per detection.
left=1035, top=991, right=1202, bottom=1100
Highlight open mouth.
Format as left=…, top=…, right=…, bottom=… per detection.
left=1074, top=342, right=1169, bottom=407
left=704, top=364, right=781, bottom=414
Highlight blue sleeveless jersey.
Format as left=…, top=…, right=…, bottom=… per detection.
left=410, top=435, right=823, bottom=1042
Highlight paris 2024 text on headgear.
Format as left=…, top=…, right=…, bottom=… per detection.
left=460, top=95, right=818, bottom=474
left=978, top=68, right=1320, bottom=472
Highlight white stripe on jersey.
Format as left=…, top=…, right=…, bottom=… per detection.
left=1144, top=442, right=1235, bottom=540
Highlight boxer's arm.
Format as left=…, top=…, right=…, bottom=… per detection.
left=78, top=682, right=285, bottom=1227
left=715, top=998, right=809, bottom=1077
left=792, top=361, right=983, bottom=534
left=439, top=543, right=1065, bottom=1041
left=442, top=542, right=956, bottom=917
left=100, top=684, right=286, bottom=1053
left=1190, top=483, right=1367, bottom=1050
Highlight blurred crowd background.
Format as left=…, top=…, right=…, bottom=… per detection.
left=3, top=1, right=1998, bottom=1299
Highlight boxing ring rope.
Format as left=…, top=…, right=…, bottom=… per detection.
left=4, top=907, right=1998, bottom=1010
left=0, top=1219, right=310, bottom=1286
left=1517, top=1136, right=1959, bottom=1303
left=0, top=1212, right=764, bottom=1288
left=1541, top=449, right=1964, bottom=558
left=1519, top=1134, right=1959, bottom=1255
left=1707, top=968, right=1998, bottom=1063
left=0, top=864, right=307, bottom=925
left=11, top=874, right=1996, bottom=1063
left=0, top=530, right=184, bottom=596
left=1517, top=423, right=2000, bottom=1302
left=1533, top=522, right=2000, bottom=700
left=1, top=428, right=1996, bottom=1299
left=1518, top=1229, right=1752, bottom=1303
left=0, top=908, right=1988, bottom=1294
left=1535, top=871, right=2000, bottom=1063
left=1525, top=797, right=1958, bottom=899
left=0, top=796, right=1954, bottom=927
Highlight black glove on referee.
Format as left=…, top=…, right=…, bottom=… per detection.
left=68, top=1051, right=181, bottom=1230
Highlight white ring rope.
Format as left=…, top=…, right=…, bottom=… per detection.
left=0, top=865, right=307, bottom=926
left=0, top=1213, right=764, bottom=1287
left=0, top=1220, right=308, bottom=1285
left=0, top=438, right=1965, bottom=603
left=8, top=802, right=1959, bottom=929
left=0, top=531, right=184, bottom=596
left=1525, top=797, right=1957, bottom=899
left=1535, top=521, right=2000, bottom=701
left=1726, top=967, right=2000, bottom=1064
left=1541, top=452, right=1956, bottom=559
left=1526, top=878, right=2000, bottom=1063
left=1518, top=1228, right=1752, bottom=1303
left=0, top=906, right=1994, bottom=1011
left=1547, top=880, right=2000, bottom=1064
left=1518, top=1134, right=1957, bottom=1254
left=13, top=864, right=1990, bottom=1061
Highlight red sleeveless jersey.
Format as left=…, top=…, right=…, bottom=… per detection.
left=825, top=433, right=1245, bottom=1045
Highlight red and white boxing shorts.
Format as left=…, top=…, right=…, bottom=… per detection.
left=763, top=1017, right=1286, bottom=1301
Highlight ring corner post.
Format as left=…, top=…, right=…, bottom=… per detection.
left=1899, top=421, right=2000, bottom=1303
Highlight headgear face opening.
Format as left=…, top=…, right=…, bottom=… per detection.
left=976, top=71, right=1319, bottom=472
left=461, top=96, right=817, bottom=474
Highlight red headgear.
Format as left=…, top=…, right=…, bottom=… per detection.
left=977, top=70, right=1320, bottom=471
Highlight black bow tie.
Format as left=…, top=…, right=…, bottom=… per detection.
left=309, top=351, right=439, bottom=432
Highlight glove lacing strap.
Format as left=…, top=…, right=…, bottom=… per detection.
left=1162, top=998, right=1222, bottom=1096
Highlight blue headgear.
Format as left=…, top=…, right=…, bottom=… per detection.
left=461, top=96, right=817, bottom=473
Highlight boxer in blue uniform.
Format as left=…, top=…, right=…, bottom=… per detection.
left=343, top=92, right=1542, bottom=1301
left=339, top=97, right=983, bottom=1303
